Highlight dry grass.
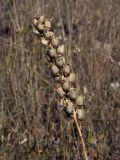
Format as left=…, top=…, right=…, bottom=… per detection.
left=0, top=0, right=120, bottom=159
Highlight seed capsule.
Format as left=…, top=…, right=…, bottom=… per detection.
left=37, top=23, right=44, bottom=31
left=57, top=45, right=64, bottom=54
left=50, top=64, right=60, bottom=75
left=62, top=81, right=70, bottom=92
left=56, top=86, right=65, bottom=98
left=67, top=73, right=75, bottom=83
left=76, top=109, right=85, bottom=120
left=32, top=27, right=39, bottom=34
left=38, top=15, right=45, bottom=23
left=33, top=18, right=38, bottom=26
left=55, top=56, right=65, bottom=67
left=51, top=37, right=59, bottom=47
left=69, top=88, right=78, bottom=100
left=49, top=48, right=57, bottom=58
left=65, top=100, right=74, bottom=114
left=75, top=95, right=84, bottom=106
left=41, top=38, right=48, bottom=46
left=54, top=76, right=61, bottom=82
left=44, top=20, right=51, bottom=29
left=63, top=64, right=71, bottom=77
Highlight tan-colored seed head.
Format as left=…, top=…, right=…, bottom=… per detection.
left=57, top=45, right=64, bottom=54
left=51, top=37, right=59, bottom=47
left=37, top=23, right=44, bottom=31
left=38, top=15, right=45, bottom=23
left=76, top=109, right=85, bottom=120
left=41, top=38, right=48, bottom=46
left=50, top=64, right=59, bottom=75
left=63, top=64, right=71, bottom=77
left=75, top=95, right=84, bottom=106
left=33, top=18, right=38, bottom=26
left=69, top=88, right=78, bottom=100
left=62, top=81, right=70, bottom=92
left=55, top=56, right=65, bottom=67
left=64, top=99, right=74, bottom=114
left=67, top=73, right=75, bottom=83
left=32, top=27, right=39, bottom=34
left=56, top=85, right=65, bottom=98
left=49, top=47, right=57, bottom=58
left=44, top=20, right=51, bottom=29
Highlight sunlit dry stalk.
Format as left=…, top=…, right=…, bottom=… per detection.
left=32, top=15, right=88, bottom=160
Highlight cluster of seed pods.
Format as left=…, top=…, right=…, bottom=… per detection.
left=32, top=15, right=85, bottom=121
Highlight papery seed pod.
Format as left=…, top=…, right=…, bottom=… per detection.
left=67, top=73, right=75, bottom=83
left=38, top=15, right=45, bottom=23
left=44, top=31, right=51, bottom=38
left=62, top=81, right=70, bottom=92
left=76, top=109, right=85, bottom=120
left=41, top=38, right=48, bottom=46
left=37, top=23, right=44, bottom=31
left=55, top=56, right=65, bottom=67
left=51, top=37, right=59, bottom=47
left=49, top=47, right=57, bottom=58
left=56, top=85, right=65, bottom=98
left=57, top=45, right=64, bottom=54
left=65, top=100, right=74, bottom=114
left=75, top=95, right=84, bottom=106
left=44, top=20, right=51, bottom=29
left=63, top=64, right=71, bottom=77
left=33, top=18, right=38, bottom=26
left=32, top=27, right=39, bottom=34
left=69, top=88, right=78, bottom=100
left=50, top=64, right=60, bottom=75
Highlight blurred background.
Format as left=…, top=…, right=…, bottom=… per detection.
left=0, top=0, right=120, bottom=159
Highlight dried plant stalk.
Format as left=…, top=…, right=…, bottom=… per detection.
left=32, top=15, right=88, bottom=160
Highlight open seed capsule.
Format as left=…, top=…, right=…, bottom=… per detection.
left=56, top=85, right=65, bottom=98
left=57, top=45, right=64, bottom=55
left=62, top=81, right=70, bottom=92
left=76, top=109, right=85, bottom=120
left=75, top=95, right=84, bottom=106
left=55, top=56, right=65, bottom=67
left=37, top=23, right=44, bottom=31
left=49, top=48, right=57, bottom=58
left=44, top=20, right=51, bottom=29
left=64, top=99, right=74, bottom=114
left=50, top=64, right=60, bottom=75
left=41, top=38, right=48, bottom=46
left=51, top=37, right=59, bottom=47
left=69, top=88, right=78, bottom=100
left=33, top=18, right=38, bottom=26
left=67, top=73, right=75, bottom=83
left=38, top=15, right=45, bottom=23
left=63, top=64, right=71, bottom=77
left=32, top=27, right=39, bottom=34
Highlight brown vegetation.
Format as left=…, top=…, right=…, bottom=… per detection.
left=0, top=0, right=120, bottom=159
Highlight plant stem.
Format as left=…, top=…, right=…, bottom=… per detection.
left=73, top=110, right=88, bottom=160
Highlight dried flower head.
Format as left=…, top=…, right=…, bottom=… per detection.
left=76, top=109, right=85, bottom=120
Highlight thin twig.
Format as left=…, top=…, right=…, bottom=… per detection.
left=73, top=110, right=88, bottom=160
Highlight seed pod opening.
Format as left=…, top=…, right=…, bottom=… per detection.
left=57, top=45, right=64, bottom=55
left=55, top=56, right=66, bottom=67
left=69, top=88, right=78, bottom=100
left=63, top=64, right=71, bottom=77
left=56, top=86, right=65, bottom=98
left=37, top=23, right=44, bottom=31
left=50, top=64, right=60, bottom=75
left=62, top=81, right=70, bottom=92
left=76, top=109, right=85, bottom=120
left=75, top=95, right=84, bottom=106
left=32, top=27, right=39, bottom=34
left=67, top=73, right=75, bottom=83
